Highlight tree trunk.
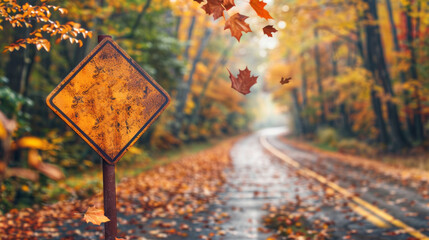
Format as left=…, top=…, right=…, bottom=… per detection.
left=173, top=28, right=212, bottom=136
left=340, top=103, right=353, bottom=137
left=190, top=43, right=232, bottom=126
left=291, top=88, right=304, bottom=135
left=405, top=3, right=424, bottom=143
left=300, top=52, right=308, bottom=133
left=174, top=16, right=182, bottom=38
left=386, top=0, right=415, bottom=139
left=183, top=16, right=196, bottom=63
left=6, top=22, right=36, bottom=96
left=364, top=0, right=411, bottom=148
left=370, top=89, right=389, bottom=145
left=300, top=52, right=308, bottom=108
left=314, top=28, right=326, bottom=124
left=356, top=8, right=389, bottom=146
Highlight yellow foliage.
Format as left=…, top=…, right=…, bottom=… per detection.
left=0, top=122, right=6, bottom=139
left=14, top=136, right=54, bottom=150
left=21, top=185, right=30, bottom=192
left=184, top=97, right=195, bottom=114
left=128, top=146, right=143, bottom=155
left=28, top=149, right=42, bottom=168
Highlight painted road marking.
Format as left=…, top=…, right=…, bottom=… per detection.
left=260, top=136, right=429, bottom=239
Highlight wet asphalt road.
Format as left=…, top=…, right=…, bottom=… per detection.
left=213, top=128, right=429, bottom=239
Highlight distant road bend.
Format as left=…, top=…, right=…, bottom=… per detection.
left=248, top=127, right=429, bottom=240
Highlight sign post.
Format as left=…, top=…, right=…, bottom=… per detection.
left=98, top=34, right=117, bottom=240
left=46, top=35, right=170, bottom=240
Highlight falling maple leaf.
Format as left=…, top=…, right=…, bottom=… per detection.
left=202, top=0, right=226, bottom=20
left=280, top=77, right=292, bottom=85
left=228, top=67, right=258, bottom=95
left=249, top=0, right=273, bottom=20
left=224, top=13, right=252, bottom=41
left=223, top=0, right=235, bottom=10
left=83, top=206, right=110, bottom=225
left=263, top=25, right=277, bottom=37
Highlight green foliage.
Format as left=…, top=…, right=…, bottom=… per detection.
left=336, top=138, right=376, bottom=156
left=0, top=77, right=33, bottom=134
left=316, top=127, right=339, bottom=147
left=0, top=178, right=43, bottom=212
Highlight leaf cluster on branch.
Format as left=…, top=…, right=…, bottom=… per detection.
left=0, top=0, right=92, bottom=52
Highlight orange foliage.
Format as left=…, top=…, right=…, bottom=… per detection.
left=0, top=0, right=91, bottom=52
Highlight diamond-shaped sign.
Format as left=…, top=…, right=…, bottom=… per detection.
left=46, top=38, right=170, bottom=164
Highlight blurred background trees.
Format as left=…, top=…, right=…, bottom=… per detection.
left=0, top=0, right=252, bottom=211
left=265, top=0, right=429, bottom=153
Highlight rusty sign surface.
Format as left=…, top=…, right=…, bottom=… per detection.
left=46, top=38, right=170, bottom=164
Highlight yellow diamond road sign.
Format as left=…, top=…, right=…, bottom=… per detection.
left=46, top=38, right=170, bottom=164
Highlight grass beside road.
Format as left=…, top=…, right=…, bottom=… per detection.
left=280, top=135, right=429, bottom=181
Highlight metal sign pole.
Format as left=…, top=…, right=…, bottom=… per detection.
left=98, top=34, right=117, bottom=240
left=102, top=160, right=117, bottom=240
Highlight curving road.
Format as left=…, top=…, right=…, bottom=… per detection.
left=218, top=127, right=429, bottom=239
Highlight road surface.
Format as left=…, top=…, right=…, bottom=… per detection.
left=217, top=127, right=429, bottom=239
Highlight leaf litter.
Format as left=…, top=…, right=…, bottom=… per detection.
left=0, top=139, right=235, bottom=239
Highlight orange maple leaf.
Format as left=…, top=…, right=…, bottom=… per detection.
left=83, top=206, right=110, bottom=225
left=263, top=25, right=277, bottom=37
left=202, top=0, right=225, bottom=20
left=224, top=13, right=251, bottom=42
left=249, top=0, right=273, bottom=20
left=228, top=67, right=258, bottom=95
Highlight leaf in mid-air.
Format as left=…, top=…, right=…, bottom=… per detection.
left=83, top=206, right=110, bottom=225
left=224, top=13, right=251, bottom=41
left=193, top=0, right=204, bottom=3
left=228, top=67, right=258, bottom=95
left=263, top=25, right=277, bottom=37
left=280, top=77, right=292, bottom=85
left=222, top=0, right=235, bottom=10
left=202, top=0, right=226, bottom=20
left=249, top=0, right=273, bottom=20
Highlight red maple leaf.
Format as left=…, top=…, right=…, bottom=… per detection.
left=193, top=0, right=204, bottom=3
left=249, top=0, right=273, bottom=20
left=263, top=25, right=277, bottom=37
left=223, top=0, right=235, bottom=10
left=280, top=77, right=292, bottom=85
left=228, top=67, right=258, bottom=95
left=202, top=0, right=235, bottom=20
left=224, top=13, right=252, bottom=42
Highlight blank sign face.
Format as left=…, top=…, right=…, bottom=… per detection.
left=47, top=38, right=170, bottom=164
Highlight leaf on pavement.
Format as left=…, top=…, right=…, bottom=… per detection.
left=228, top=67, right=258, bottom=95
left=83, top=206, right=110, bottom=225
left=249, top=0, right=273, bottom=20
left=263, top=25, right=277, bottom=37
left=224, top=13, right=251, bottom=41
